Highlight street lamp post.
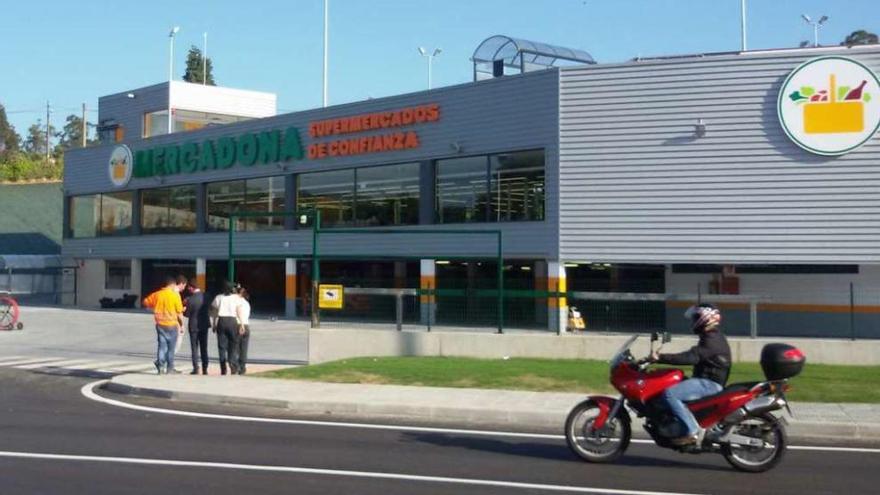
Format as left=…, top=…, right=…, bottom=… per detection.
left=801, top=14, right=829, bottom=47
left=323, top=0, right=329, bottom=107
left=418, top=47, right=442, bottom=90
left=203, top=32, right=208, bottom=85
left=168, top=26, right=180, bottom=134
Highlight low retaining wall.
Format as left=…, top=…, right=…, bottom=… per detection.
left=308, top=329, right=880, bottom=366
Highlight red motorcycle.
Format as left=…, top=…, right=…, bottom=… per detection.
left=564, top=333, right=805, bottom=472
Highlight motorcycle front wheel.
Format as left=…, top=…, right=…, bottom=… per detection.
left=565, top=399, right=631, bottom=463
left=721, top=412, right=787, bottom=473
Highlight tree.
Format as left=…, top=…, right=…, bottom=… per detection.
left=57, top=114, right=95, bottom=150
left=0, top=104, right=20, bottom=156
left=182, top=45, right=216, bottom=85
left=23, top=120, right=56, bottom=156
left=841, top=30, right=879, bottom=46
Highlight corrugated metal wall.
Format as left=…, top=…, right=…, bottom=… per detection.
left=98, top=83, right=168, bottom=143
left=64, top=70, right=559, bottom=260
left=558, top=47, right=880, bottom=264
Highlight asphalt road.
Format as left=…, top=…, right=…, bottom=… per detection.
left=1, top=369, right=879, bottom=495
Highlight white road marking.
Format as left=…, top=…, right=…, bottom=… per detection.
left=0, top=356, right=27, bottom=365
left=82, top=380, right=880, bottom=454
left=105, top=362, right=155, bottom=372
left=0, top=357, right=64, bottom=367
left=0, top=450, right=702, bottom=495
left=16, top=359, right=96, bottom=370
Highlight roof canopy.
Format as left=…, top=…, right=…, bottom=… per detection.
left=472, top=35, right=595, bottom=80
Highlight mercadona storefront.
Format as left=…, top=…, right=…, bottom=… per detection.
left=63, top=42, right=880, bottom=338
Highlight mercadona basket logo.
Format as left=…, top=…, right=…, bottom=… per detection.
left=108, top=144, right=133, bottom=187
left=778, top=56, right=880, bottom=156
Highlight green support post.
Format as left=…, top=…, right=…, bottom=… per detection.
left=227, top=216, right=236, bottom=283
left=311, top=211, right=321, bottom=329
left=497, top=231, right=503, bottom=334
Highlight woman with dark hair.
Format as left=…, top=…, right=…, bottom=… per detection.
left=233, top=287, right=252, bottom=375
left=211, top=281, right=241, bottom=375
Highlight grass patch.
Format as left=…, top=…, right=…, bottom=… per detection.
left=258, top=357, right=880, bottom=403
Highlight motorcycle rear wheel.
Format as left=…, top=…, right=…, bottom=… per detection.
left=721, top=412, right=787, bottom=473
left=565, top=399, right=631, bottom=463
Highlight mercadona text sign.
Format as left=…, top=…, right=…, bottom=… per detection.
left=133, top=127, right=304, bottom=178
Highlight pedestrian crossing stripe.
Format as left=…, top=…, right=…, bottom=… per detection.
left=0, top=356, right=155, bottom=375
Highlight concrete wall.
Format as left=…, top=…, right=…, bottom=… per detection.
left=308, top=328, right=880, bottom=366
left=75, top=259, right=105, bottom=308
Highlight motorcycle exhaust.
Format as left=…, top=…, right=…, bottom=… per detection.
left=722, top=396, right=786, bottom=425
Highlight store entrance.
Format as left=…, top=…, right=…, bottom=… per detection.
left=205, top=260, right=285, bottom=316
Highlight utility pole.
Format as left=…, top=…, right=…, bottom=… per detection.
left=322, top=0, right=329, bottom=107
left=81, top=103, right=87, bottom=147
left=45, top=101, right=50, bottom=160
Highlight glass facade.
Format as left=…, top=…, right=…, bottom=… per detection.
left=436, top=150, right=544, bottom=224
left=355, top=163, right=420, bottom=226
left=66, top=148, right=544, bottom=239
left=143, top=109, right=252, bottom=138
left=70, top=195, right=99, bottom=238
left=207, top=180, right=246, bottom=232
left=436, top=156, right=489, bottom=223
left=99, top=191, right=133, bottom=236
left=297, top=169, right=355, bottom=228
left=490, top=150, right=544, bottom=222
left=105, top=260, right=132, bottom=290
left=244, top=176, right=286, bottom=231
left=141, top=186, right=197, bottom=234
left=207, top=177, right=285, bottom=232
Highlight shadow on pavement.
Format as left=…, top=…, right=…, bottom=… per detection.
left=404, top=432, right=730, bottom=472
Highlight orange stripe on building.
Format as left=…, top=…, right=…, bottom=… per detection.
left=285, top=274, right=297, bottom=301
left=667, top=300, right=880, bottom=314
left=548, top=277, right=567, bottom=308
left=420, top=275, right=436, bottom=304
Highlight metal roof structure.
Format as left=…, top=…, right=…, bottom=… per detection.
left=472, top=35, right=596, bottom=80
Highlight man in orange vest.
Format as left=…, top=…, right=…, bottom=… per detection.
left=143, top=275, right=186, bottom=374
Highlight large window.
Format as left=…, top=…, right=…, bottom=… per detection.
left=99, top=192, right=133, bottom=236
left=436, top=156, right=490, bottom=223
left=144, top=109, right=253, bottom=138
left=70, top=195, right=99, bottom=238
left=490, top=150, right=544, bottom=222
left=245, top=176, right=285, bottom=231
left=436, top=150, right=544, bottom=223
left=297, top=169, right=355, bottom=228
left=105, top=260, right=132, bottom=290
left=141, top=185, right=197, bottom=234
left=355, top=163, right=420, bottom=226
left=207, top=177, right=286, bottom=232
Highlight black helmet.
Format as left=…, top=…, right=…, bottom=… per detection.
left=684, top=303, right=721, bottom=334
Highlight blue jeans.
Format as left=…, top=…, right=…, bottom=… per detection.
left=660, top=378, right=722, bottom=437
left=156, top=325, right=179, bottom=372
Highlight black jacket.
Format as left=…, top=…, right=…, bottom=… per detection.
left=658, top=330, right=731, bottom=386
left=184, top=291, right=211, bottom=332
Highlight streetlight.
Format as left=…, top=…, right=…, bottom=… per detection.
left=801, top=14, right=828, bottom=47
left=418, top=47, right=442, bottom=90
left=168, top=26, right=180, bottom=134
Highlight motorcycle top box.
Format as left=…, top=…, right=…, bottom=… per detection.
left=760, top=343, right=806, bottom=381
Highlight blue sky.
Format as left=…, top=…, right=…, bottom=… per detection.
left=1, top=0, right=877, bottom=137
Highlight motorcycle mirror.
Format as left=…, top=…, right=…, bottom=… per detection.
left=663, top=332, right=672, bottom=343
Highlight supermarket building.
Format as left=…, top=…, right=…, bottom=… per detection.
left=62, top=37, right=880, bottom=337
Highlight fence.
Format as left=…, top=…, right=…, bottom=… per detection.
left=0, top=256, right=75, bottom=305
left=310, top=285, right=880, bottom=340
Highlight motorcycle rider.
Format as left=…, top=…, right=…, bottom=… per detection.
left=651, top=303, right=731, bottom=446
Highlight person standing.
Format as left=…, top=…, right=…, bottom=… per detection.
left=211, top=281, right=241, bottom=375
left=142, top=275, right=185, bottom=375
left=233, top=287, right=252, bottom=375
left=173, top=275, right=188, bottom=357
left=184, top=281, right=211, bottom=375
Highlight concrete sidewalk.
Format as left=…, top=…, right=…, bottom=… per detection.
left=106, top=374, right=880, bottom=444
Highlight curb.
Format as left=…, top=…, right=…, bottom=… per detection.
left=103, top=378, right=880, bottom=444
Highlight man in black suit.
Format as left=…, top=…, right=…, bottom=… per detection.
left=183, top=283, right=211, bottom=374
